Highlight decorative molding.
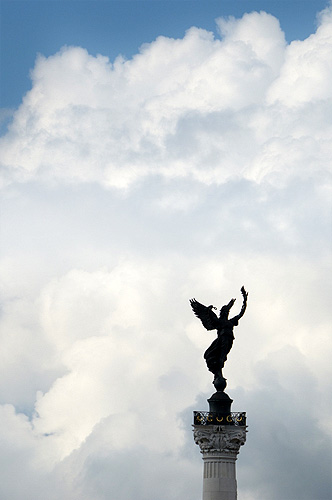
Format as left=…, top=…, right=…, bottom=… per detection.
left=193, top=425, right=247, bottom=455
left=193, top=411, right=246, bottom=426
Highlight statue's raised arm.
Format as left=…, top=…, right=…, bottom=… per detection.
left=230, top=286, right=248, bottom=324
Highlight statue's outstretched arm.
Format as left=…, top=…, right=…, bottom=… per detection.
left=231, top=286, right=248, bottom=323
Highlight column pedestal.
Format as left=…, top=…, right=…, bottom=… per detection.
left=193, top=423, right=247, bottom=500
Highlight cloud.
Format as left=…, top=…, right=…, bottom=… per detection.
left=267, top=6, right=332, bottom=106
left=237, top=346, right=332, bottom=500
left=0, top=9, right=330, bottom=189
left=1, top=251, right=331, bottom=498
left=0, top=6, right=331, bottom=500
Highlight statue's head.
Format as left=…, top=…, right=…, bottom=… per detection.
left=219, top=298, right=236, bottom=318
left=219, top=305, right=230, bottom=318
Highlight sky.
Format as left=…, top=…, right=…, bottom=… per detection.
left=0, top=1, right=331, bottom=499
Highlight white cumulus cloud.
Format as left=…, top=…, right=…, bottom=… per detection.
left=1, top=9, right=331, bottom=189
left=0, top=6, right=331, bottom=500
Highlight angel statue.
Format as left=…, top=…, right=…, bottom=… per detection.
left=190, top=287, right=248, bottom=392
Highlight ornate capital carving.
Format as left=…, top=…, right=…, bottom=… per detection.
left=193, top=425, right=247, bottom=455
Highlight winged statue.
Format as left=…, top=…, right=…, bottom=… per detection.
left=190, top=287, right=248, bottom=391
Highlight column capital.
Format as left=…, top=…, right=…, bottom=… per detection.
left=193, top=425, right=247, bottom=456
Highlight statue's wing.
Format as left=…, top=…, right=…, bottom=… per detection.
left=190, top=299, right=219, bottom=331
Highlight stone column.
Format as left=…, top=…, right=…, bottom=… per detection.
left=193, top=423, right=247, bottom=500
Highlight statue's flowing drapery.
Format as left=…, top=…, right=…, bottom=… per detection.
left=204, top=327, right=234, bottom=374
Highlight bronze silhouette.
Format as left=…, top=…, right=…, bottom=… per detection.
left=190, top=287, right=248, bottom=391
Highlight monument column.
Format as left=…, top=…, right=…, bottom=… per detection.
left=189, top=287, right=249, bottom=500
left=193, top=412, right=247, bottom=500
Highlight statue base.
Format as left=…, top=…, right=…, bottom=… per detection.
left=208, top=391, right=233, bottom=414
left=213, top=372, right=227, bottom=392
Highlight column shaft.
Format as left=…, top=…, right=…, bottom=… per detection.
left=202, top=454, right=237, bottom=500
